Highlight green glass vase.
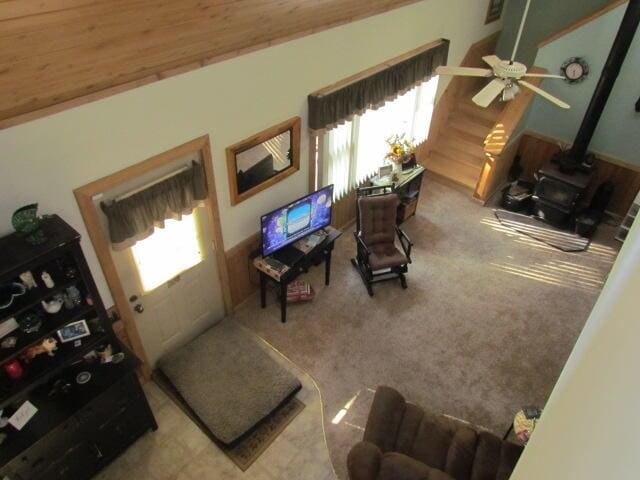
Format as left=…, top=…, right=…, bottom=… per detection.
left=12, top=204, right=47, bottom=245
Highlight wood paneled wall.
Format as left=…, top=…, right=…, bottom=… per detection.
left=517, top=133, right=640, bottom=216
left=225, top=232, right=261, bottom=308
left=0, top=0, right=422, bottom=128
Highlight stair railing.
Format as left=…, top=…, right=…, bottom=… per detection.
left=473, top=67, right=547, bottom=202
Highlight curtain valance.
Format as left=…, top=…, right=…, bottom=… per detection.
left=308, top=39, right=449, bottom=131
left=101, top=161, right=207, bottom=249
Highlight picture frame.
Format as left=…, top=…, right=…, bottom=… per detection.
left=57, top=319, right=91, bottom=343
left=485, top=0, right=505, bottom=24
left=378, top=165, right=393, bottom=178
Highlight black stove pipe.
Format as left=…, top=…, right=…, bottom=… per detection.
left=567, top=0, right=640, bottom=164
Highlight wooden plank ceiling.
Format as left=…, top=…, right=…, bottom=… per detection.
left=0, top=0, right=421, bottom=127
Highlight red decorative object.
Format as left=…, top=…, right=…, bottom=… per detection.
left=4, top=359, right=24, bottom=379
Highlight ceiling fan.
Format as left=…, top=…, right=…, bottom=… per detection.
left=436, top=0, right=570, bottom=109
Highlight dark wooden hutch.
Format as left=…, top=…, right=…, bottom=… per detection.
left=0, top=215, right=156, bottom=480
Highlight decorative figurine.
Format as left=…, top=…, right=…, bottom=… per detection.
left=62, top=293, right=75, bottom=310
left=96, top=343, right=113, bottom=363
left=41, top=298, right=63, bottom=314
left=23, top=337, right=58, bottom=361
left=19, top=311, right=42, bottom=334
left=1, top=336, right=17, bottom=349
left=11, top=204, right=47, bottom=245
left=19, top=271, right=37, bottom=290
left=64, top=265, right=78, bottom=280
left=41, top=271, right=55, bottom=289
left=3, top=359, right=24, bottom=379
left=65, top=286, right=82, bottom=306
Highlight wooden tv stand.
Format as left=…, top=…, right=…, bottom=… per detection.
left=253, top=227, right=342, bottom=323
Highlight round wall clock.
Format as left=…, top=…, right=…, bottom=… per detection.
left=561, top=57, right=589, bottom=84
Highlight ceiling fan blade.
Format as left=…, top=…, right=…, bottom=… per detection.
left=519, top=80, right=570, bottom=109
left=482, top=55, right=501, bottom=68
left=436, top=66, right=493, bottom=77
left=472, top=79, right=507, bottom=108
left=523, top=73, right=566, bottom=79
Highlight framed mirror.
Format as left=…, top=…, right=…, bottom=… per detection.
left=226, top=116, right=301, bottom=205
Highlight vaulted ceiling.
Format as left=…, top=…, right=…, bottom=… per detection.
left=0, top=0, right=421, bottom=128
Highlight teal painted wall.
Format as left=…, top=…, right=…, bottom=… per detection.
left=496, top=0, right=612, bottom=65
left=525, top=4, right=640, bottom=166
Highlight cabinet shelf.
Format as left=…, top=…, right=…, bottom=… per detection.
left=0, top=304, right=95, bottom=366
left=0, top=330, right=108, bottom=409
left=0, top=276, right=79, bottom=324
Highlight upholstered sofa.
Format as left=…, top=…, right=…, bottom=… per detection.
left=348, top=387, right=523, bottom=480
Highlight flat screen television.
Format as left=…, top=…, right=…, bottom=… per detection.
left=261, top=185, right=333, bottom=260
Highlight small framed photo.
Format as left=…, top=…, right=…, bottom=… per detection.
left=485, top=0, right=505, bottom=24
left=378, top=165, right=393, bottom=178
left=57, top=319, right=91, bottom=343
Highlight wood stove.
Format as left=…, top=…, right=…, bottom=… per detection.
left=533, top=162, right=592, bottom=227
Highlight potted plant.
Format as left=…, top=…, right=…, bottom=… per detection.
left=385, top=134, right=416, bottom=176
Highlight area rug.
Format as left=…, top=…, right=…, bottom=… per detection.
left=221, top=397, right=305, bottom=470
left=153, top=370, right=305, bottom=470
left=494, top=209, right=590, bottom=252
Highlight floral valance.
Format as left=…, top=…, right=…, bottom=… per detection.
left=308, top=39, right=449, bottom=132
left=101, top=161, right=207, bottom=250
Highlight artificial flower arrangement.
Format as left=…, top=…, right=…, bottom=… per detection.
left=385, top=134, right=416, bottom=165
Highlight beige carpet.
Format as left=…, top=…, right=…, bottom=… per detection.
left=233, top=174, right=620, bottom=479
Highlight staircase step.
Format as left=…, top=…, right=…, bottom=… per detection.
left=432, top=144, right=485, bottom=170
left=425, top=152, right=481, bottom=190
left=448, top=114, right=493, bottom=142
left=440, top=131, right=486, bottom=158
left=456, top=98, right=503, bottom=126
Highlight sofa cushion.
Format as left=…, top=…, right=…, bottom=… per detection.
left=410, top=414, right=454, bottom=471
left=359, top=194, right=399, bottom=246
left=470, top=432, right=523, bottom=480
left=444, top=426, right=478, bottom=480
left=363, top=386, right=408, bottom=453
left=395, top=403, right=426, bottom=455
left=368, top=243, right=407, bottom=270
left=348, top=441, right=383, bottom=480
left=379, top=453, right=455, bottom=480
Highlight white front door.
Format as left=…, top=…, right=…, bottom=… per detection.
left=111, top=206, right=224, bottom=367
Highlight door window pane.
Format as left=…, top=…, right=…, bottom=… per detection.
left=131, top=213, right=203, bottom=292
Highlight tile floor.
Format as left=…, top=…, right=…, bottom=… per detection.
left=95, top=331, right=336, bottom=480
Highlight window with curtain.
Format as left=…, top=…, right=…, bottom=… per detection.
left=320, top=76, right=439, bottom=200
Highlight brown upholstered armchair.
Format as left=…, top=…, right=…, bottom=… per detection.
left=351, top=188, right=413, bottom=296
left=348, top=387, right=523, bottom=480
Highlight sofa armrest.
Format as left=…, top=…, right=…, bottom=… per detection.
left=347, top=441, right=383, bottom=480
left=363, top=386, right=407, bottom=452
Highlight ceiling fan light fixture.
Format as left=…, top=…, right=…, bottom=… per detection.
left=502, top=82, right=520, bottom=102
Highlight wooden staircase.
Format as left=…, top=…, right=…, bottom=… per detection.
left=426, top=97, right=504, bottom=189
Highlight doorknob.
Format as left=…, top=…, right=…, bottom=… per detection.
left=133, top=304, right=144, bottom=313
